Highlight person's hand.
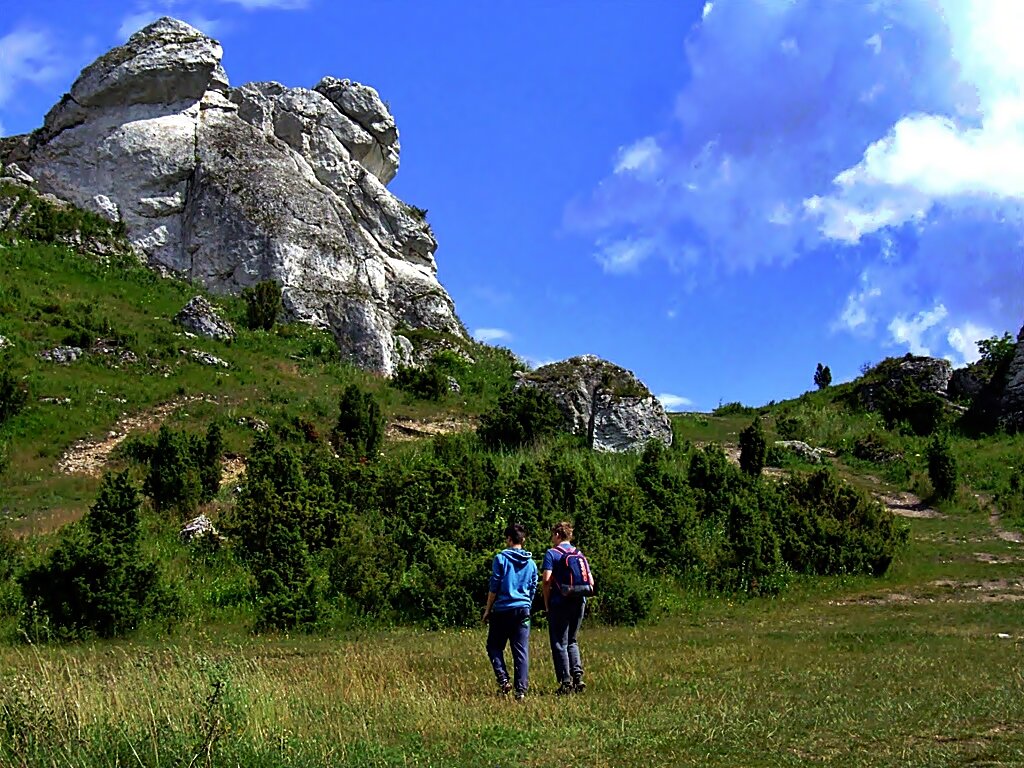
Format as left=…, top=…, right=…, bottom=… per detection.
left=481, top=608, right=490, bottom=624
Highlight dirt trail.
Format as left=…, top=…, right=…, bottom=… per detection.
left=876, top=490, right=945, bottom=519
left=57, top=396, right=212, bottom=477
left=386, top=417, right=476, bottom=442
left=980, top=494, right=1024, bottom=544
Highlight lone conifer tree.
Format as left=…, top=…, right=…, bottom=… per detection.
left=814, top=363, right=832, bottom=390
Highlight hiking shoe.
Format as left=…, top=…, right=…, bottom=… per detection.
left=572, top=676, right=586, bottom=693
left=555, top=680, right=575, bottom=696
left=497, top=679, right=512, bottom=697
left=514, top=689, right=526, bottom=702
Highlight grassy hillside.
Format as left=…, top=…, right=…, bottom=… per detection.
left=2, top=192, right=1024, bottom=765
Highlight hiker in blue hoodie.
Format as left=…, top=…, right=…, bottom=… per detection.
left=481, top=523, right=538, bottom=700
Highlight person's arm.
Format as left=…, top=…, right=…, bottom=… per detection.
left=483, top=553, right=502, bottom=622
left=482, top=591, right=497, bottom=623
left=542, top=570, right=553, bottom=612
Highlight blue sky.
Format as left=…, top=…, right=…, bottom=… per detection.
left=1, top=0, right=1022, bottom=411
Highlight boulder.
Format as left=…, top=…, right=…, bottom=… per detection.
left=184, top=349, right=230, bottom=368
left=39, top=346, right=83, bottom=364
left=1, top=163, right=34, bottom=185
left=519, top=354, right=672, bottom=453
left=773, top=440, right=829, bottom=464
left=174, top=296, right=236, bottom=342
left=180, top=513, right=221, bottom=543
left=948, top=367, right=986, bottom=402
left=999, top=324, right=1024, bottom=431
left=4, top=17, right=464, bottom=375
left=856, top=355, right=953, bottom=411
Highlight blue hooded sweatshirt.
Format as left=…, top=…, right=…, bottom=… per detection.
left=489, top=548, right=538, bottom=612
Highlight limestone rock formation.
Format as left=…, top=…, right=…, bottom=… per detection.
left=856, top=355, right=954, bottom=412
left=999, top=325, right=1024, bottom=431
left=174, top=296, right=236, bottom=342
left=1, top=17, right=463, bottom=374
left=518, top=354, right=672, bottom=453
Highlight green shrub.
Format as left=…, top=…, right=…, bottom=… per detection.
left=332, top=384, right=384, bottom=459
left=738, top=417, right=767, bottom=476
left=242, top=280, right=282, bottom=331
left=478, top=387, right=563, bottom=450
left=200, top=422, right=224, bottom=503
left=0, top=368, right=28, bottom=426
left=393, top=364, right=449, bottom=401
left=229, top=436, right=323, bottom=631
left=393, top=539, right=485, bottom=629
left=876, top=382, right=948, bottom=436
left=713, top=401, right=757, bottom=416
left=774, top=412, right=806, bottom=441
left=777, top=469, right=908, bottom=577
left=927, top=433, right=958, bottom=501
left=18, top=472, right=177, bottom=640
left=589, top=568, right=656, bottom=626
left=144, top=426, right=202, bottom=515
left=852, top=431, right=903, bottom=463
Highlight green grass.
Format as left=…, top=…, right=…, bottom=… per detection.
left=4, top=201, right=1024, bottom=765
left=2, top=507, right=1022, bottom=767
left=0, top=240, right=513, bottom=528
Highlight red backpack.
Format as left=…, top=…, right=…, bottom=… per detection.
left=554, top=546, right=594, bottom=597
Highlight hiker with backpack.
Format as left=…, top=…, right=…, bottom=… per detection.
left=482, top=523, right=539, bottom=700
left=542, top=521, right=594, bottom=695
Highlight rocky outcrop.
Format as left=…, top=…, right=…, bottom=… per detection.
left=999, top=325, right=1024, bottom=431
left=855, top=355, right=953, bottom=412
left=174, top=296, right=235, bottom=342
left=2, top=17, right=463, bottom=374
left=519, top=355, right=672, bottom=453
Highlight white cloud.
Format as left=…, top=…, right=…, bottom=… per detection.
left=947, top=321, right=995, bottom=365
left=809, top=1, right=1024, bottom=242
left=834, top=274, right=882, bottom=333
left=887, top=303, right=948, bottom=355
left=614, top=137, right=662, bottom=176
left=658, top=393, right=694, bottom=410
left=702, top=2, right=714, bottom=19
left=567, top=0, right=1024, bottom=350
left=473, top=328, right=512, bottom=344
left=595, top=237, right=657, bottom=274
left=0, top=27, right=63, bottom=107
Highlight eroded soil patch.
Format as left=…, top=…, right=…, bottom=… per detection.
left=57, top=396, right=214, bottom=477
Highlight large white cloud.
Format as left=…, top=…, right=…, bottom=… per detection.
left=566, top=0, right=1024, bottom=361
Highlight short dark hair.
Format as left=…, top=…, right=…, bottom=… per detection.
left=505, top=523, right=527, bottom=545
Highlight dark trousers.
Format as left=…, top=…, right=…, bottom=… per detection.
left=487, top=607, right=531, bottom=693
left=548, top=598, right=585, bottom=683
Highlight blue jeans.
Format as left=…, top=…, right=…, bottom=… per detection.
left=548, top=598, right=585, bottom=683
left=487, top=607, right=531, bottom=693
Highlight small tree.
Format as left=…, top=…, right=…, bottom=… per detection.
left=478, top=387, right=563, bottom=450
left=927, top=433, right=958, bottom=501
left=19, top=472, right=175, bottom=639
left=243, top=280, right=282, bottom=331
left=332, top=384, right=384, bottom=459
left=144, top=425, right=201, bottom=515
left=814, top=363, right=832, bottom=390
left=199, top=422, right=224, bottom=503
left=0, top=368, right=28, bottom=426
left=738, top=416, right=767, bottom=477
left=393, top=364, right=449, bottom=401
